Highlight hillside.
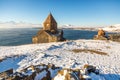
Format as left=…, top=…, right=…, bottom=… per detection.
left=103, top=24, right=120, bottom=32
left=0, top=40, right=120, bottom=80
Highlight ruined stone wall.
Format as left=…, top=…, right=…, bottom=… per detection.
left=93, top=35, right=108, bottom=40
left=109, top=33, right=120, bottom=42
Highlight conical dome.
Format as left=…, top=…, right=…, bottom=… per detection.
left=43, top=13, right=57, bottom=31
left=44, top=13, right=57, bottom=24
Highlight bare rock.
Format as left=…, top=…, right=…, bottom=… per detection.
left=109, top=33, right=120, bottom=42
left=0, top=69, right=13, bottom=80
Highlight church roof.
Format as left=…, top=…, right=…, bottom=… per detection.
left=37, top=29, right=62, bottom=37
left=43, top=13, right=57, bottom=24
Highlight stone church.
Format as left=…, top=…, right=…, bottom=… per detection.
left=32, top=13, right=65, bottom=43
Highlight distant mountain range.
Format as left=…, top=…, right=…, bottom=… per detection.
left=102, top=24, right=120, bottom=32
left=59, top=24, right=98, bottom=31
left=0, top=21, right=42, bottom=28
left=0, top=21, right=120, bottom=32
left=60, top=24, right=120, bottom=32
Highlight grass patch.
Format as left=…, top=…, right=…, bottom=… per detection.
left=106, top=46, right=111, bottom=49
left=72, top=49, right=108, bottom=55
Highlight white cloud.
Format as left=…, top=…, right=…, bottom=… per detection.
left=0, top=21, right=42, bottom=28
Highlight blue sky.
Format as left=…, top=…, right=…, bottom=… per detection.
left=0, top=0, right=120, bottom=26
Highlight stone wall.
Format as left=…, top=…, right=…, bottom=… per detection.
left=109, top=33, right=120, bottom=42
left=93, top=35, right=108, bottom=40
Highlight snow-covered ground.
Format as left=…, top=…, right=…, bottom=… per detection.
left=0, top=40, right=120, bottom=80
left=103, top=24, right=120, bottom=32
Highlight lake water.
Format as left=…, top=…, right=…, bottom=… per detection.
left=0, top=28, right=98, bottom=46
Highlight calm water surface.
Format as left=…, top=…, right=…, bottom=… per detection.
left=0, top=28, right=98, bottom=46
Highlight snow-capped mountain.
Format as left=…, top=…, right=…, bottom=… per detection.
left=59, top=24, right=76, bottom=29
